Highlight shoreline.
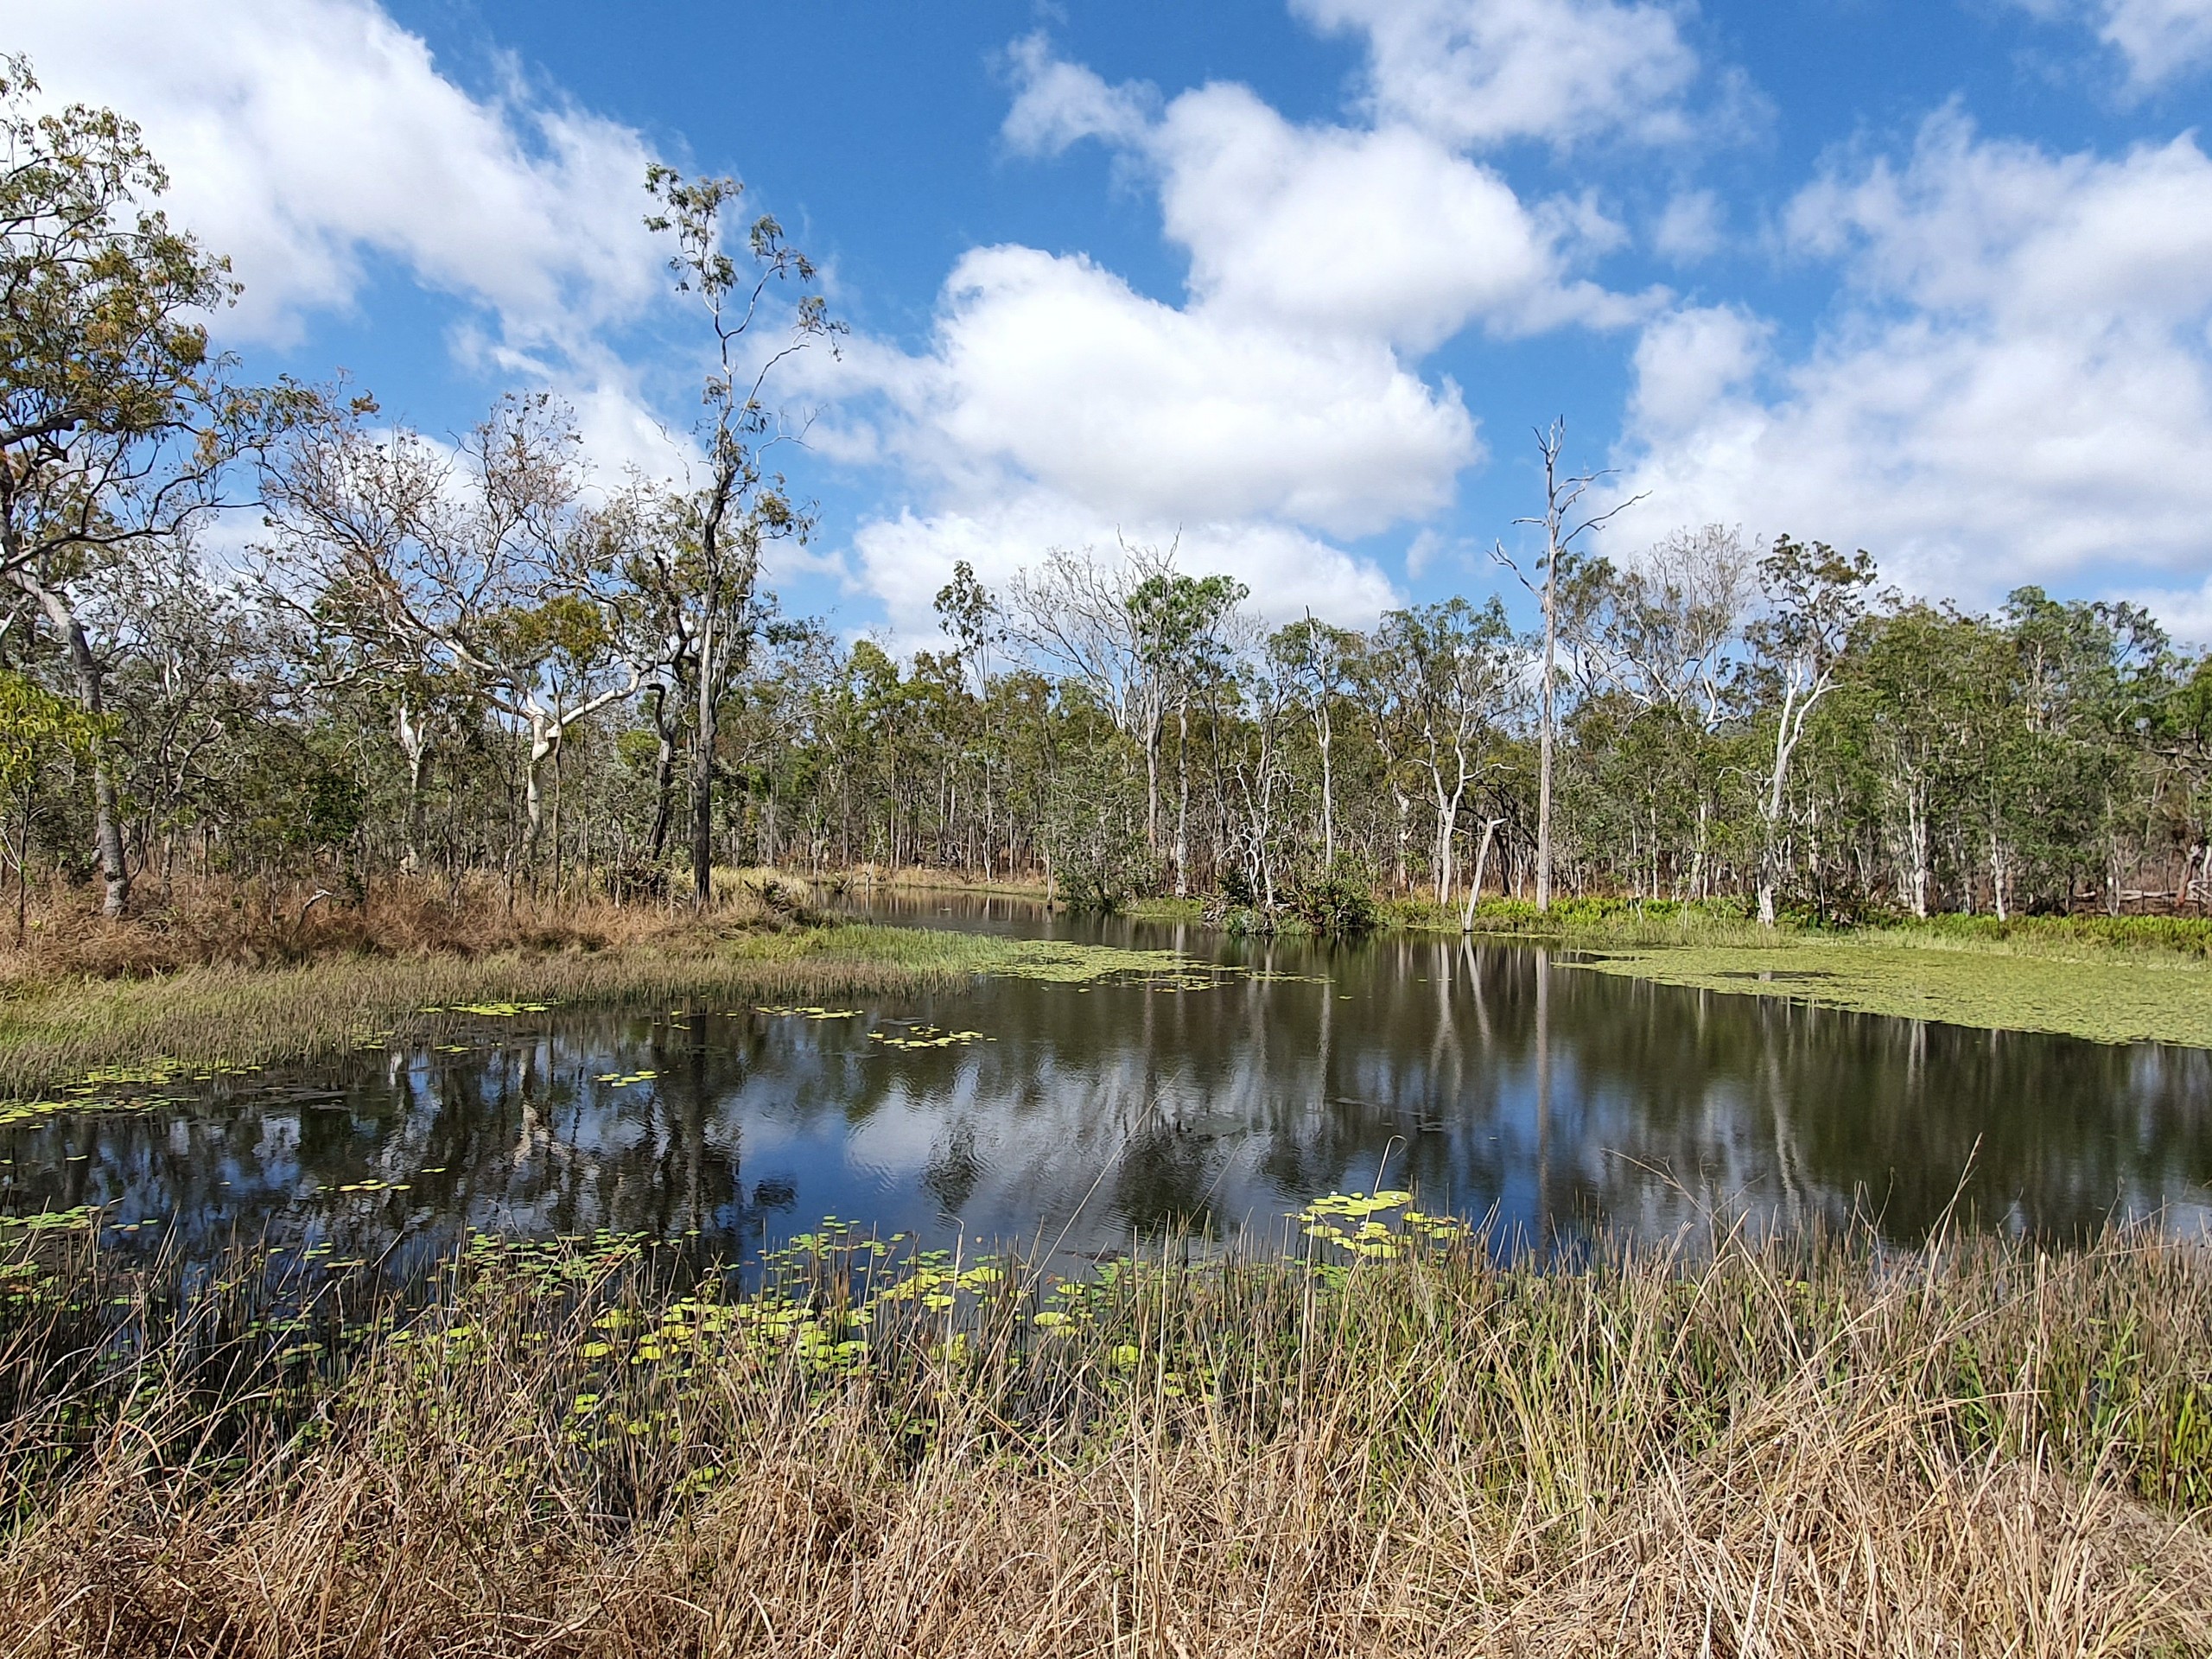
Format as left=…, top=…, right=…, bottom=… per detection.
left=0, top=924, right=1200, bottom=1097
left=5, top=884, right=2209, bottom=1095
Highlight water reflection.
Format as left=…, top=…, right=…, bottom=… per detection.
left=5, top=893, right=2209, bottom=1274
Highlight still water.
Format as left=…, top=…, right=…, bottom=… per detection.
left=6, top=893, right=2210, bottom=1274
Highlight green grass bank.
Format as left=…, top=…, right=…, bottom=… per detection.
left=1564, top=938, right=2212, bottom=1048
left=1421, top=899, right=2212, bottom=1047
left=0, top=924, right=1202, bottom=1096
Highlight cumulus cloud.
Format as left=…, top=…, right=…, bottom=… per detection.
left=837, top=27, right=1686, bottom=636
left=2, top=0, right=664, bottom=352
left=921, top=246, right=1478, bottom=537
left=1291, top=0, right=1705, bottom=150
left=1617, top=115, right=2212, bottom=605
left=1147, top=83, right=1649, bottom=346
left=1007, top=46, right=1648, bottom=346
left=2012, top=0, right=2212, bottom=89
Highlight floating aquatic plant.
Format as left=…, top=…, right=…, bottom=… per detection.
left=868, top=1024, right=992, bottom=1051
left=1296, top=1189, right=1471, bottom=1259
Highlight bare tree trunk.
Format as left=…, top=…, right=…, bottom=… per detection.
left=1143, top=716, right=1161, bottom=860
left=1536, top=555, right=1555, bottom=913
left=1758, top=679, right=1802, bottom=929
left=395, top=701, right=430, bottom=875
left=41, top=593, right=128, bottom=917
left=1173, top=699, right=1190, bottom=899
left=693, top=618, right=718, bottom=908
left=1906, top=782, right=1929, bottom=919
left=1460, top=817, right=1503, bottom=932
left=521, top=719, right=556, bottom=880
left=1317, top=705, right=1334, bottom=870
left=645, top=685, right=679, bottom=863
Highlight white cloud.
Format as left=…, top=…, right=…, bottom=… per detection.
left=2099, top=0, right=2212, bottom=82
left=1626, top=304, right=1768, bottom=435
left=1007, top=48, right=1652, bottom=347
left=1148, top=82, right=1649, bottom=346
left=836, top=30, right=1682, bottom=638
left=1652, top=187, right=1726, bottom=262
left=4, top=0, right=664, bottom=351
left=1291, top=0, right=1704, bottom=150
left=894, top=244, right=1479, bottom=537
left=2012, top=0, right=2212, bottom=89
left=1000, top=33, right=1158, bottom=156
left=1618, top=116, right=2212, bottom=601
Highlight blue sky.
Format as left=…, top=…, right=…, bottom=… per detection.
left=14, top=0, right=2212, bottom=644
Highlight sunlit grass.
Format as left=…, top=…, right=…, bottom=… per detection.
left=3, top=1212, right=2209, bottom=1654
left=1570, top=939, right=2212, bottom=1048
left=0, top=925, right=1232, bottom=1095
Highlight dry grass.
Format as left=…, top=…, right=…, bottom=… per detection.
left=0, top=873, right=830, bottom=980
left=0, top=874, right=976, bottom=1095
left=3, top=1221, right=2209, bottom=1656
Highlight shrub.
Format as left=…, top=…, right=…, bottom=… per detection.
left=1290, top=865, right=1382, bottom=938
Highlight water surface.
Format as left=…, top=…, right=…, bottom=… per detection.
left=6, top=893, right=2209, bottom=1275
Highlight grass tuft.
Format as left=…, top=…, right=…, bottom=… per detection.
left=2, top=1218, right=2209, bottom=1654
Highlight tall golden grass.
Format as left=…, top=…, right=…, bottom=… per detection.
left=3, top=1219, right=2208, bottom=1656
left=0, top=872, right=829, bottom=980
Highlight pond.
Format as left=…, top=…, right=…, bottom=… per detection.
left=6, top=892, right=2210, bottom=1278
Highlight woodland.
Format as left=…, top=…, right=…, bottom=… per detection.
left=7, top=56, right=2212, bottom=951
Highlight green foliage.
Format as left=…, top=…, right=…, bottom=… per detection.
left=0, top=671, right=100, bottom=796
left=1289, top=862, right=1382, bottom=938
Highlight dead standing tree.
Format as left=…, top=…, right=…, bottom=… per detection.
left=1491, top=419, right=1643, bottom=913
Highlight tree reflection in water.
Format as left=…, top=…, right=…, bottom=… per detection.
left=7, top=893, right=2210, bottom=1278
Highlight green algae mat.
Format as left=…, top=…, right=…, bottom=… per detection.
left=1568, top=942, right=2212, bottom=1049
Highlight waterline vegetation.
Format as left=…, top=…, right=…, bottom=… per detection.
left=3, top=1211, right=2209, bottom=1655
left=0, top=917, right=1213, bottom=1095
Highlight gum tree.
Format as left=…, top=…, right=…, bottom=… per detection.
left=643, top=164, right=836, bottom=906
left=0, top=58, right=297, bottom=912
left=1745, top=537, right=1877, bottom=925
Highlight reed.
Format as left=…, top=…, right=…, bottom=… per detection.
left=2, top=1217, right=2208, bottom=1656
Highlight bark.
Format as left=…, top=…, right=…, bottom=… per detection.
left=693, top=612, right=720, bottom=908
left=394, top=701, right=431, bottom=874
left=1460, top=817, right=1503, bottom=932
left=1172, top=699, right=1190, bottom=899
left=1313, top=696, right=1335, bottom=870
left=1142, top=715, right=1161, bottom=858
left=1536, top=554, right=1556, bottom=913
left=645, top=684, right=679, bottom=863
left=31, top=585, right=128, bottom=916
left=1758, top=669, right=1825, bottom=929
